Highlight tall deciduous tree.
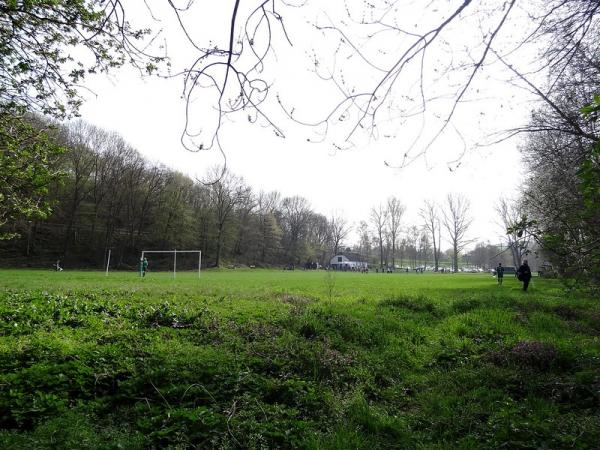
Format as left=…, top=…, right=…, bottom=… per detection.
left=328, top=213, right=351, bottom=256
left=205, top=166, right=250, bottom=267
left=496, top=198, right=531, bottom=268
left=370, top=204, right=388, bottom=270
left=307, top=212, right=330, bottom=265
left=56, top=121, right=98, bottom=256
left=419, top=232, right=432, bottom=268
left=420, top=200, right=442, bottom=272
left=516, top=31, right=599, bottom=283
left=442, top=194, right=473, bottom=272
left=406, top=225, right=421, bottom=268
left=254, top=191, right=282, bottom=264
left=280, top=196, right=312, bottom=264
left=385, top=197, right=405, bottom=269
left=356, top=221, right=371, bottom=261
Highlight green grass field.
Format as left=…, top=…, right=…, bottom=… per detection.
left=1, top=269, right=599, bottom=449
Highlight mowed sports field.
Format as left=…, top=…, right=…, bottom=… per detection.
left=0, top=270, right=599, bottom=449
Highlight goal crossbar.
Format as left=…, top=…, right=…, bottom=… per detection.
left=140, top=250, right=201, bottom=278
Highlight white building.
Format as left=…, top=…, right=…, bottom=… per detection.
left=329, top=253, right=368, bottom=270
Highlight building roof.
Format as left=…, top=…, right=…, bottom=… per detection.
left=332, top=252, right=367, bottom=263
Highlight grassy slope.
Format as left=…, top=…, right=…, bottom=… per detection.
left=0, top=270, right=598, bottom=449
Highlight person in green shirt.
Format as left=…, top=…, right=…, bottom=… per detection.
left=139, top=257, right=149, bottom=277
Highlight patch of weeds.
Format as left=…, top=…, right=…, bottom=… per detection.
left=279, top=293, right=313, bottom=307
left=134, top=405, right=225, bottom=448
left=451, top=297, right=481, bottom=314
left=541, top=375, right=600, bottom=410
left=0, top=410, right=146, bottom=449
left=227, top=396, right=320, bottom=449
left=585, top=309, right=600, bottom=333
left=298, top=318, right=320, bottom=339
left=317, top=343, right=357, bottom=382
left=564, top=320, right=598, bottom=335
left=0, top=340, right=141, bottom=429
left=379, top=295, right=440, bottom=317
left=482, top=397, right=593, bottom=449
left=323, top=271, right=336, bottom=303
left=0, top=291, right=128, bottom=336
left=305, top=426, right=369, bottom=450
left=262, top=379, right=327, bottom=419
left=513, top=299, right=545, bottom=314
left=187, top=313, right=224, bottom=345
left=305, top=343, right=355, bottom=383
left=1, top=379, right=70, bottom=428
left=489, top=340, right=571, bottom=372
left=233, top=321, right=283, bottom=343
left=319, top=309, right=385, bottom=348
left=136, top=302, right=202, bottom=329
left=294, top=309, right=385, bottom=349
left=552, top=305, right=581, bottom=321
left=455, top=319, right=505, bottom=345
left=342, top=395, right=410, bottom=446
left=513, top=311, right=529, bottom=325
left=261, top=338, right=357, bottom=385
left=428, top=346, right=475, bottom=369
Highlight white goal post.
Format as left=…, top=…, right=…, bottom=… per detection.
left=140, top=250, right=201, bottom=278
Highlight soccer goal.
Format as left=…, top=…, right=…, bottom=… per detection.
left=140, top=250, right=201, bottom=278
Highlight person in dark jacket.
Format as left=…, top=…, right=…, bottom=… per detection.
left=496, top=262, right=504, bottom=285
left=517, top=260, right=532, bottom=291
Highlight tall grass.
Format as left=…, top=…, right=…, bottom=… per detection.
left=0, top=269, right=598, bottom=448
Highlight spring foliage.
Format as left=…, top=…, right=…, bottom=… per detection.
left=0, top=115, right=63, bottom=239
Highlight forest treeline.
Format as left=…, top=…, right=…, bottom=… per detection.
left=0, top=120, right=419, bottom=270
left=1, top=120, right=334, bottom=269
left=2, top=119, right=516, bottom=271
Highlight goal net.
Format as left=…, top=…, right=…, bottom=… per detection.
left=140, top=250, right=201, bottom=278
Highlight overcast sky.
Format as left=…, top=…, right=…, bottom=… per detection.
left=76, top=0, right=541, bottom=249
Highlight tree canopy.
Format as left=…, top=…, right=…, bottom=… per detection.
left=0, top=0, right=161, bottom=118
left=0, top=0, right=159, bottom=237
left=0, top=0, right=158, bottom=118
left=0, top=114, right=62, bottom=239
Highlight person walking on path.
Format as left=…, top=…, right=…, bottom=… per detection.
left=517, top=260, right=532, bottom=291
left=496, top=262, right=504, bottom=285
